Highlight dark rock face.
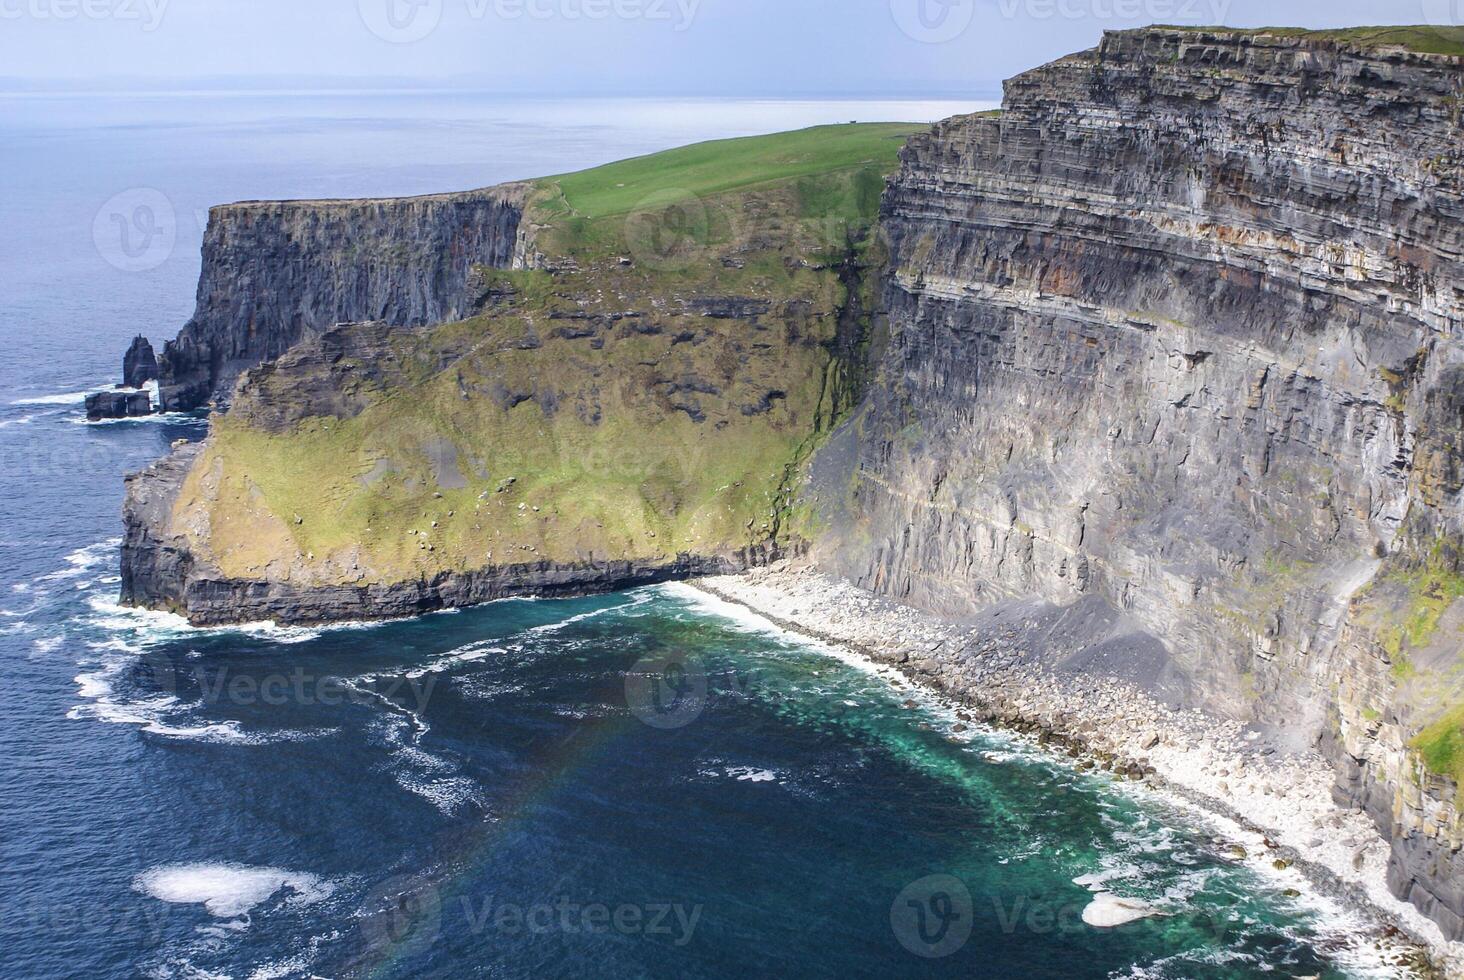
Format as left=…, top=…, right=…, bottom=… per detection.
left=85, top=389, right=151, bottom=421
left=225, top=321, right=435, bottom=433
left=120, top=443, right=201, bottom=604
left=155, top=183, right=528, bottom=411
left=122, top=336, right=158, bottom=389
left=127, top=551, right=766, bottom=628
left=811, top=28, right=1464, bottom=938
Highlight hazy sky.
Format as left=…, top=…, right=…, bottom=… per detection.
left=0, top=0, right=1454, bottom=93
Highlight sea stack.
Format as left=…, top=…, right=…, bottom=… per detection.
left=123, top=335, right=158, bottom=389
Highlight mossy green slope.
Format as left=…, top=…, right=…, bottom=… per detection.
left=1414, top=705, right=1464, bottom=805
left=176, top=124, right=923, bottom=586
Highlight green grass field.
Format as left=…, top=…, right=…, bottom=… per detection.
left=1158, top=25, right=1464, bottom=57
left=545, top=123, right=921, bottom=219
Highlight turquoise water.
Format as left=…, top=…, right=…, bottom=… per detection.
left=0, top=92, right=1403, bottom=978
left=3, top=565, right=1398, bottom=977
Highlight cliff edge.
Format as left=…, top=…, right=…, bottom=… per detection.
left=807, top=26, right=1464, bottom=941
left=157, top=183, right=530, bottom=411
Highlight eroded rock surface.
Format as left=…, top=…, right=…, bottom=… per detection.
left=156, top=184, right=529, bottom=411
left=809, top=27, right=1464, bottom=939
left=122, top=335, right=158, bottom=389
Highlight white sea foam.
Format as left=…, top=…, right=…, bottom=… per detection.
left=726, top=766, right=780, bottom=783
left=86, top=593, right=196, bottom=637
left=73, top=669, right=121, bottom=700
left=69, top=642, right=332, bottom=745
left=42, top=539, right=120, bottom=583
left=11, top=390, right=91, bottom=406
left=245, top=929, right=341, bottom=980
left=659, top=582, right=896, bottom=686
left=402, top=642, right=505, bottom=680
left=0, top=414, right=39, bottom=429
left=1073, top=870, right=1131, bottom=893
left=1082, top=892, right=1160, bottom=928
left=527, top=592, right=653, bottom=636
left=68, top=695, right=332, bottom=745
left=394, top=772, right=484, bottom=815
left=83, top=593, right=330, bottom=645
left=133, top=863, right=334, bottom=918
left=456, top=675, right=525, bottom=701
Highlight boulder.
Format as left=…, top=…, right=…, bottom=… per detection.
left=86, top=389, right=151, bottom=421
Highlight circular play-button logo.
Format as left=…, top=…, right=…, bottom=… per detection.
left=890, top=874, right=974, bottom=958
left=359, top=0, right=443, bottom=44
left=1421, top=0, right=1464, bottom=29
left=93, top=188, right=176, bottom=273
left=625, top=652, right=709, bottom=730
left=890, top=0, right=975, bottom=44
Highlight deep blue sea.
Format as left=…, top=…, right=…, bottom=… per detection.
left=0, top=92, right=1405, bottom=979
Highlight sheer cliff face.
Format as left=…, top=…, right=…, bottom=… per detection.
left=812, top=29, right=1464, bottom=936
left=157, top=184, right=528, bottom=410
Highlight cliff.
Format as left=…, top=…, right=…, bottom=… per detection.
left=116, top=26, right=1464, bottom=944
left=808, top=27, right=1464, bottom=940
left=156, top=184, right=529, bottom=411
left=122, top=124, right=918, bottom=623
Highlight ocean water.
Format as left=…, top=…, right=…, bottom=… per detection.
left=0, top=92, right=1405, bottom=979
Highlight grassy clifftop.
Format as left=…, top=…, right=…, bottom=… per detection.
left=1153, top=24, right=1464, bottom=57
left=171, top=124, right=923, bottom=587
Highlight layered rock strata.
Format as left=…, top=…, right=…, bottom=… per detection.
left=810, top=27, right=1464, bottom=940
left=156, top=184, right=528, bottom=411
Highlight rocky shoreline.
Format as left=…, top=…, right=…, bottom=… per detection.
left=691, top=566, right=1464, bottom=978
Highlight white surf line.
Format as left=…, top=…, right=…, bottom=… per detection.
left=526, top=594, right=647, bottom=635
left=342, top=677, right=431, bottom=742
left=10, top=389, right=93, bottom=406
left=675, top=579, right=1421, bottom=979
